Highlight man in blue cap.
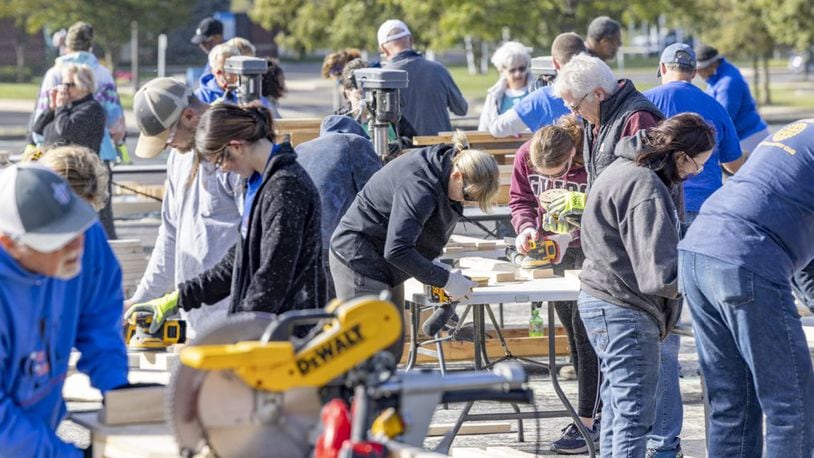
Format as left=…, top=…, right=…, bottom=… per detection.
left=696, top=45, right=769, bottom=156
left=646, top=43, right=745, bottom=225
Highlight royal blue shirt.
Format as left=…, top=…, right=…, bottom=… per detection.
left=679, top=119, right=814, bottom=286
left=645, top=81, right=742, bottom=212
left=513, top=85, right=570, bottom=132
left=704, top=58, right=768, bottom=140
left=242, top=144, right=280, bottom=237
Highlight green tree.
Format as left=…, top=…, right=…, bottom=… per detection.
left=759, top=0, right=814, bottom=80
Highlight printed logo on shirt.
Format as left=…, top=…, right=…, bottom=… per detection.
left=527, top=174, right=587, bottom=198
left=759, top=121, right=809, bottom=155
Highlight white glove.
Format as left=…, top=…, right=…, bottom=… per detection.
left=515, top=227, right=539, bottom=254
left=432, top=258, right=453, bottom=271
left=444, top=269, right=478, bottom=301
left=545, top=233, right=573, bottom=265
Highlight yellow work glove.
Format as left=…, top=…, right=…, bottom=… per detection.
left=541, top=212, right=576, bottom=234
left=124, top=291, right=179, bottom=334
left=547, top=191, right=586, bottom=220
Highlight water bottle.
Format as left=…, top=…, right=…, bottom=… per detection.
left=529, top=308, right=544, bottom=337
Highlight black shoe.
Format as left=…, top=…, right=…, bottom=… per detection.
left=422, top=304, right=457, bottom=337
left=550, top=422, right=600, bottom=455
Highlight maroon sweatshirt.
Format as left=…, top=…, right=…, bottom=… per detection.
left=509, top=140, right=588, bottom=246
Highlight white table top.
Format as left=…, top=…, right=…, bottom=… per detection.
left=405, top=275, right=581, bottom=306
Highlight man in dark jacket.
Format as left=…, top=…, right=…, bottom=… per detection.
left=296, top=115, right=382, bottom=298
left=378, top=19, right=468, bottom=136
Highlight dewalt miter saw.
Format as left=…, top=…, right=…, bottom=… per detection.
left=167, top=295, right=532, bottom=458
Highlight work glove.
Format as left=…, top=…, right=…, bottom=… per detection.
left=547, top=191, right=586, bottom=221
left=124, top=291, right=179, bottom=334
left=444, top=270, right=478, bottom=302
left=515, top=227, right=539, bottom=254
left=541, top=213, right=577, bottom=234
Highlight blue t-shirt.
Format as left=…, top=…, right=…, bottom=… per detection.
left=705, top=58, right=768, bottom=140
left=679, top=119, right=814, bottom=285
left=645, top=81, right=742, bottom=212
left=513, top=85, right=570, bottom=132
left=499, top=89, right=528, bottom=115
left=242, top=144, right=280, bottom=237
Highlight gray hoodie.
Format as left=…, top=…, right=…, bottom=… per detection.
left=579, top=132, right=682, bottom=338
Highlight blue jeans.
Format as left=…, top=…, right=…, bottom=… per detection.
left=579, top=292, right=661, bottom=457
left=679, top=251, right=814, bottom=457
left=648, top=333, right=682, bottom=453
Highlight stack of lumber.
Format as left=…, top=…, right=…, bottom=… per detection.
left=444, top=234, right=505, bottom=255
left=109, top=239, right=148, bottom=297
left=274, top=117, right=322, bottom=145
left=457, top=256, right=555, bottom=285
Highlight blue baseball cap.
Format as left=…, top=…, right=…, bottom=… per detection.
left=657, top=43, right=697, bottom=77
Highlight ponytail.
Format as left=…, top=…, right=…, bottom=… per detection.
left=635, top=113, right=715, bottom=186
left=449, top=130, right=499, bottom=212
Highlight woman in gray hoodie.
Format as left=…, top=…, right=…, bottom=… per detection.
left=576, top=113, right=715, bottom=457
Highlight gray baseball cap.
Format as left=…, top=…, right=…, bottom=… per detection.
left=133, top=78, right=192, bottom=158
left=0, top=164, right=97, bottom=252
left=658, top=43, right=696, bottom=77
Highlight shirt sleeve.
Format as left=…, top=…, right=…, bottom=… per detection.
left=131, top=155, right=178, bottom=303
left=488, top=109, right=530, bottom=137
left=716, top=112, right=743, bottom=164
left=383, top=181, right=451, bottom=287
left=0, top=384, right=82, bottom=457
left=509, top=141, right=539, bottom=234
left=621, top=110, right=662, bottom=137
left=443, top=69, right=468, bottom=116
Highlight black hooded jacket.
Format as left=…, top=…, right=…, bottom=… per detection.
left=178, top=143, right=326, bottom=315
left=330, top=144, right=462, bottom=288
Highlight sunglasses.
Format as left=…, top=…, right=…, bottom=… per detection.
left=507, top=65, right=528, bottom=74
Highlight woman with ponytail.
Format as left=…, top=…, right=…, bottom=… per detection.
left=577, top=113, right=715, bottom=456
left=126, top=104, right=325, bottom=330
left=330, top=132, right=500, bottom=359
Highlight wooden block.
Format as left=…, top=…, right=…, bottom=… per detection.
left=448, top=235, right=498, bottom=250
left=458, top=257, right=517, bottom=272
left=461, top=269, right=516, bottom=285
left=100, top=385, right=167, bottom=425
left=427, top=421, right=511, bottom=437
left=138, top=352, right=178, bottom=371
left=514, top=268, right=555, bottom=280
left=443, top=246, right=466, bottom=254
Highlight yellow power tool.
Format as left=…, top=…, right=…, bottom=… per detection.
left=521, top=238, right=561, bottom=269
left=124, top=312, right=186, bottom=350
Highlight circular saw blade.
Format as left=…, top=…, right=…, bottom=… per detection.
left=167, top=312, right=322, bottom=458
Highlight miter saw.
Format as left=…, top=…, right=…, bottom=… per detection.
left=168, top=295, right=533, bottom=457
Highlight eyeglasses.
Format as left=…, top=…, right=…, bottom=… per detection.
left=568, top=92, right=590, bottom=114
left=687, top=154, right=704, bottom=175
left=507, top=65, right=528, bottom=74
left=62, top=82, right=77, bottom=89
left=542, top=157, right=573, bottom=180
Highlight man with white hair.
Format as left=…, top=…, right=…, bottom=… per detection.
left=378, top=19, right=468, bottom=136
left=0, top=164, right=128, bottom=456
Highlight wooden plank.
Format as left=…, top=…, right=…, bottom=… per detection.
left=138, top=352, right=179, bottom=371
left=427, top=421, right=511, bottom=437
left=71, top=412, right=177, bottom=458
left=386, top=441, right=447, bottom=458
left=100, top=385, right=166, bottom=425
left=461, top=269, right=516, bottom=285
left=514, top=268, right=555, bottom=280
left=273, top=117, right=323, bottom=129
left=448, top=235, right=498, bottom=250
left=458, top=257, right=517, bottom=273
left=405, top=334, right=570, bottom=364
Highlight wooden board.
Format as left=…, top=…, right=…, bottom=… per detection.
left=404, top=334, right=570, bottom=364
left=514, top=268, right=555, bottom=280
left=386, top=441, right=447, bottom=458
left=137, top=352, right=179, bottom=371
left=427, top=421, right=511, bottom=437
left=461, top=269, right=517, bottom=285
left=99, top=385, right=167, bottom=425
left=71, top=412, right=177, bottom=458
left=448, top=235, right=499, bottom=250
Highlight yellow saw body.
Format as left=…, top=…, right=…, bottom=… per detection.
left=179, top=296, right=402, bottom=392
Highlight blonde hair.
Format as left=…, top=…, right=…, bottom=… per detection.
left=451, top=131, right=499, bottom=212
left=23, top=145, right=109, bottom=211
left=226, top=37, right=256, bottom=57
left=208, top=44, right=241, bottom=70
left=61, top=63, right=96, bottom=93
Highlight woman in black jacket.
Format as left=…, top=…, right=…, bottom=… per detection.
left=329, top=133, right=500, bottom=359
left=32, top=64, right=105, bottom=153
left=125, top=104, right=326, bottom=332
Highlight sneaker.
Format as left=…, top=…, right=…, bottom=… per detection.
left=645, top=445, right=683, bottom=458
left=550, top=422, right=600, bottom=454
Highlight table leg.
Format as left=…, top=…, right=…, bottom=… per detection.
left=405, top=301, right=419, bottom=371
left=434, top=401, right=474, bottom=454
left=472, top=304, right=484, bottom=370
left=547, top=301, right=595, bottom=457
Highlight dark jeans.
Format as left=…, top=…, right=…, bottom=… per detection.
left=680, top=250, right=814, bottom=457
left=552, top=249, right=601, bottom=419
left=329, top=251, right=405, bottom=361
left=99, top=161, right=117, bottom=239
